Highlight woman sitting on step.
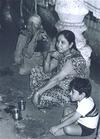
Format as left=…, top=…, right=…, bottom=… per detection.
left=30, top=30, right=89, bottom=109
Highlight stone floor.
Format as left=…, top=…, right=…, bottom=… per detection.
left=0, top=21, right=100, bottom=139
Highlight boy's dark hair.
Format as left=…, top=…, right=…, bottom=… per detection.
left=69, top=77, right=92, bottom=98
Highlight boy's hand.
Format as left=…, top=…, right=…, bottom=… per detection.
left=49, top=126, right=60, bottom=136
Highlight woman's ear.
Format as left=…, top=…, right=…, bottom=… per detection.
left=69, top=42, right=73, bottom=49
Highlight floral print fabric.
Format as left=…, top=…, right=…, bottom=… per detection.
left=30, top=49, right=88, bottom=108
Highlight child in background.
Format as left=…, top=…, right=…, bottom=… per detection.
left=50, top=77, right=99, bottom=136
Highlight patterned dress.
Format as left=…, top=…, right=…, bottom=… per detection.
left=30, top=49, right=89, bottom=108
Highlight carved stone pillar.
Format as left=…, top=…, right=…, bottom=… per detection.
left=54, top=0, right=92, bottom=67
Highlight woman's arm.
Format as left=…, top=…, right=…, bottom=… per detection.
left=44, top=52, right=58, bottom=73
left=37, top=59, right=76, bottom=95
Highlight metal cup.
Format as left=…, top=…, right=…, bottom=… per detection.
left=12, top=108, right=22, bottom=120
left=18, top=99, right=26, bottom=111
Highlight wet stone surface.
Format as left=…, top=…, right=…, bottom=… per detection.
left=0, top=88, right=25, bottom=104
left=15, top=119, right=47, bottom=138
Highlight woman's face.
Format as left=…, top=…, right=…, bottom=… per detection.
left=56, top=34, right=71, bottom=53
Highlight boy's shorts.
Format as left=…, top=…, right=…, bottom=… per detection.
left=78, top=123, right=95, bottom=136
